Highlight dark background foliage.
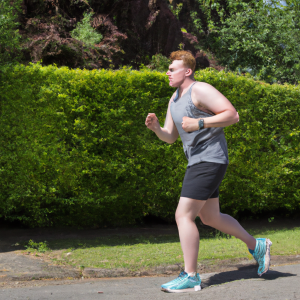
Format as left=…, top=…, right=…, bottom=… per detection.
left=13, top=0, right=211, bottom=70
left=4, top=0, right=300, bottom=83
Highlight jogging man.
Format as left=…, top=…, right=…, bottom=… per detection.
left=145, top=50, right=272, bottom=293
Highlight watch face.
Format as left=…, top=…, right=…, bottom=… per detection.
left=200, top=119, right=204, bottom=129
left=198, top=119, right=204, bottom=130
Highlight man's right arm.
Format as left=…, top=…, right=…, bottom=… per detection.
left=145, top=94, right=179, bottom=144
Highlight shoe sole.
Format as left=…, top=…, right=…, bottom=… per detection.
left=258, top=238, right=272, bottom=277
left=162, top=285, right=201, bottom=293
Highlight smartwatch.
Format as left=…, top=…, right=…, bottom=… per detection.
left=198, top=119, right=204, bottom=130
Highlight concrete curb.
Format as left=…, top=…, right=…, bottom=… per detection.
left=82, top=264, right=182, bottom=278
left=81, top=258, right=261, bottom=279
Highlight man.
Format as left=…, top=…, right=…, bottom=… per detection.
left=145, top=50, right=272, bottom=293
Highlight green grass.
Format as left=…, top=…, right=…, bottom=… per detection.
left=25, top=226, right=300, bottom=272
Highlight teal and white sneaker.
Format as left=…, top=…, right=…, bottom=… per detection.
left=161, top=273, right=201, bottom=293
left=161, top=271, right=188, bottom=289
left=252, top=238, right=272, bottom=276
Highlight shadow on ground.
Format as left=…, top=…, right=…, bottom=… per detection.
left=202, top=264, right=297, bottom=289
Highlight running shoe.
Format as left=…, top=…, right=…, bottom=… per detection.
left=161, top=273, right=201, bottom=293
left=161, top=271, right=188, bottom=289
left=252, top=238, right=272, bottom=276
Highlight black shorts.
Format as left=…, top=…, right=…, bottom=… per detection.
left=180, top=162, right=228, bottom=200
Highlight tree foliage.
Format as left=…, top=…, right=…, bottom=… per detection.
left=216, top=1, right=300, bottom=83
left=172, top=0, right=300, bottom=83
left=0, top=0, right=22, bottom=67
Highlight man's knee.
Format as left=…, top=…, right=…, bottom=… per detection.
left=175, top=209, right=184, bottom=223
left=175, top=209, right=195, bottom=224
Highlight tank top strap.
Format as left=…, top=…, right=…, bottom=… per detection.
left=189, top=81, right=198, bottom=96
left=173, top=88, right=180, bottom=102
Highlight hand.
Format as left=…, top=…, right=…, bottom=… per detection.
left=145, top=113, right=160, bottom=132
left=181, top=116, right=199, bottom=132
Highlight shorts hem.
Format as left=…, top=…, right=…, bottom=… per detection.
left=179, top=194, right=219, bottom=201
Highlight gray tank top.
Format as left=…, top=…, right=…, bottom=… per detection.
left=170, top=82, right=229, bottom=166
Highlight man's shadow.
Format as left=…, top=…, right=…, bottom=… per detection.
left=201, top=265, right=297, bottom=289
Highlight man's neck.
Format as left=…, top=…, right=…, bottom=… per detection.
left=179, top=78, right=196, bottom=94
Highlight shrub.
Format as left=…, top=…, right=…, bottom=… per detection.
left=202, top=72, right=300, bottom=216
left=0, top=65, right=299, bottom=227
left=70, top=12, right=103, bottom=46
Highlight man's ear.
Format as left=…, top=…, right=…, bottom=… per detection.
left=185, top=68, right=193, bottom=77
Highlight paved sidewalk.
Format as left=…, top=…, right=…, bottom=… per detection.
left=1, top=263, right=299, bottom=299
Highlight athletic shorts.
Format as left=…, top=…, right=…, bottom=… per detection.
left=180, top=162, right=228, bottom=200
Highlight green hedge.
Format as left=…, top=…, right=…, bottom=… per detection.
left=0, top=64, right=299, bottom=227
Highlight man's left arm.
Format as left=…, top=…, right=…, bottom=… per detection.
left=181, top=82, right=239, bottom=132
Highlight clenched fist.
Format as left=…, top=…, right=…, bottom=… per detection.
left=145, top=113, right=160, bottom=132
left=181, top=116, right=199, bottom=132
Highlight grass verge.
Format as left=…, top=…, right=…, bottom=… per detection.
left=22, top=225, right=300, bottom=272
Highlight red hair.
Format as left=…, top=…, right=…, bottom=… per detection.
left=170, top=50, right=196, bottom=71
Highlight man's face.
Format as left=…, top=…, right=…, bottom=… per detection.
left=166, top=60, right=189, bottom=87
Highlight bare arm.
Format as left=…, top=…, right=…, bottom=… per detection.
left=181, top=82, right=239, bottom=132
left=145, top=93, right=179, bottom=144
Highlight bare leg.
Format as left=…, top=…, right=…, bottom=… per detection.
left=176, top=196, right=256, bottom=274
left=175, top=197, right=206, bottom=273
left=198, top=197, right=256, bottom=250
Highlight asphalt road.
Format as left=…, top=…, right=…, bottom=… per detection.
left=1, top=264, right=300, bottom=300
